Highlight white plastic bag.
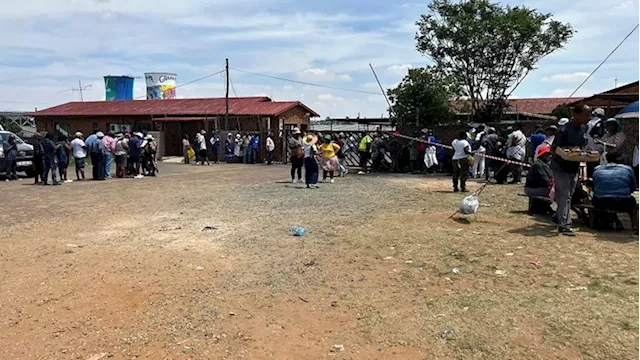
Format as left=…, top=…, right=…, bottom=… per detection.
left=458, top=195, right=479, bottom=215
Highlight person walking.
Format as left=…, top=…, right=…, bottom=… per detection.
left=288, top=128, right=304, bottom=183
left=197, top=130, right=210, bottom=165
left=302, top=133, right=319, bottom=188
left=41, top=132, right=60, bottom=186
left=182, top=134, right=191, bottom=164
left=551, top=103, right=590, bottom=236
left=89, top=131, right=107, bottom=180
left=337, top=133, right=349, bottom=176
left=318, top=135, right=341, bottom=183
left=56, top=135, right=71, bottom=182
left=103, top=132, right=116, bottom=179
left=70, top=132, right=86, bottom=181
left=265, top=132, right=275, bottom=165
left=3, top=135, right=18, bottom=181
left=114, top=133, right=129, bottom=178
left=32, top=132, right=44, bottom=184
left=451, top=131, right=472, bottom=193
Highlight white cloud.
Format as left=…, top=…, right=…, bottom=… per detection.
left=386, top=64, right=412, bottom=76
left=317, top=93, right=344, bottom=101
left=542, top=72, right=590, bottom=83
left=297, top=68, right=352, bottom=82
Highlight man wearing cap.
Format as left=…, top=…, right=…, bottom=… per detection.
left=551, top=104, right=590, bottom=236
left=129, top=132, right=143, bottom=177
left=524, top=146, right=554, bottom=214
left=70, top=132, right=87, bottom=181
left=506, top=123, right=526, bottom=184
left=89, top=131, right=107, bottom=180
left=585, top=108, right=606, bottom=178
left=197, top=130, right=210, bottom=166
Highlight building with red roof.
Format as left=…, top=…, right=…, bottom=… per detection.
left=30, top=96, right=319, bottom=157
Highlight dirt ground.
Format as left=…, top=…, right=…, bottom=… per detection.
left=0, top=163, right=638, bottom=360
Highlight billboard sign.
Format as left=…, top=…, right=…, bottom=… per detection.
left=104, top=76, right=134, bottom=101
left=145, top=72, right=177, bottom=100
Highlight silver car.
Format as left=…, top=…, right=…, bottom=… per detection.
left=0, top=131, right=35, bottom=178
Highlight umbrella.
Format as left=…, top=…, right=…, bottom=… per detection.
left=615, top=100, right=639, bottom=119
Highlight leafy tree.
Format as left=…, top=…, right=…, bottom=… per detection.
left=551, top=104, right=570, bottom=119
left=416, top=0, right=574, bottom=122
left=387, top=67, right=459, bottom=128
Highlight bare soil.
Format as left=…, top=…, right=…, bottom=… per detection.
left=0, top=163, right=637, bottom=360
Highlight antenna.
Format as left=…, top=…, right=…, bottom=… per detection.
left=58, top=80, right=92, bottom=101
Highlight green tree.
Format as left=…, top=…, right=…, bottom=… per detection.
left=387, top=67, right=459, bottom=128
left=551, top=104, right=570, bottom=119
left=416, top=0, right=574, bottom=122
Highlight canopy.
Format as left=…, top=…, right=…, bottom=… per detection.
left=615, top=100, right=639, bottom=119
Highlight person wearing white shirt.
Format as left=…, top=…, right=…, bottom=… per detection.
left=451, top=131, right=472, bottom=193
left=70, top=132, right=87, bottom=181
left=506, top=123, right=526, bottom=184
left=265, top=133, right=275, bottom=165
left=472, top=129, right=486, bottom=178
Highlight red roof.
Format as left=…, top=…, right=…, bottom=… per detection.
left=452, top=97, right=584, bottom=115
left=29, top=96, right=320, bottom=118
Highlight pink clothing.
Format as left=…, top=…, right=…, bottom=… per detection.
left=102, top=136, right=116, bottom=153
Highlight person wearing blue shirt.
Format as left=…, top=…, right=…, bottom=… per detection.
left=85, top=131, right=98, bottom=148
left=129, top=132, right=143, bottom=177
left=251, top=135, right=259, bottom=164
left=592, top=163, right=638, bottom=232
left=529, top=128, right=546, bottom=158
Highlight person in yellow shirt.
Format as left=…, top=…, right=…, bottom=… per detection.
left=358, top=132, right=373, bottom=174
left=318, top=135, right=341, bottom=183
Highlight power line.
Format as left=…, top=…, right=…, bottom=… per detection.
left=564, top=23, right=639, bottom=102
left=231, top=68, right=382, bottom=95
left=229, top=73, right=239, bottom=98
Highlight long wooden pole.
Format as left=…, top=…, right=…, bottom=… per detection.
left=225, top=58, right=229, bottom=130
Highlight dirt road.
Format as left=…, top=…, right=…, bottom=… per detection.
left=0, top=163, right=637, bottom=359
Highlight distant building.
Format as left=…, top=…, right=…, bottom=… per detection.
left=452, top=97, right=585, bottom=121
left=0, top=111, right=37, bottom=137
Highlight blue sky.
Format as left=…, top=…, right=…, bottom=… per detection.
left=0, top=0, right=638, bottom=117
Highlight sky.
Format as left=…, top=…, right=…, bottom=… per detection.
left=0, top=0, right=638, bottom=118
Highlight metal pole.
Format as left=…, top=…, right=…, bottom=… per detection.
left=225, top=58, right=229, bottom=130
left=78, top=80, right=84, bottom=102
left=369, top=63, right=395, bottom=117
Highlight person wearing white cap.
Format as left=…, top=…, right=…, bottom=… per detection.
left=128, top=132, right=144, bottom=178
left=70, top=132, right=87, bottom=181
left=88, top=131, right=107, bottom=180
left=557, top=118, right=569, bottom=127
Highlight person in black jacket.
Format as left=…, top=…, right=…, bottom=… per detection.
left=32, top=132, right=44, bottom=184
left=524, top=146, right=554, bottom=214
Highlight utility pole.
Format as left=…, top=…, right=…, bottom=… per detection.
left=225, top=58, right=229, bottom=130
left=614, top=76, right=618, bottom=88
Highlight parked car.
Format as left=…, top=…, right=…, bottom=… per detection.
left=0, top=130, right=35, bottom=178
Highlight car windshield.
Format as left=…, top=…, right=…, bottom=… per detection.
left=0, top=132, right=25, bottom=144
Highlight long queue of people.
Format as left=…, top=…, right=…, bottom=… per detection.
left=182, top=130, right=277, bottom=166
left=9, top=131, right=159, bottom=185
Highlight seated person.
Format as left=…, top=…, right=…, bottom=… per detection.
left=592, top=163, right=638, bottom=231
left=524, top=147, right=553, bottom=214
left=598, top=118, right=627, bottom=164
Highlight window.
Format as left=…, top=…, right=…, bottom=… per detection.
left=133, top=123, right=152, bottom=133
left=92, top=122, right=99, bottom=131
left=54, top=122, right=71, bottom=138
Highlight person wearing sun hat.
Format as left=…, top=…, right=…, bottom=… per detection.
left=302, top=133, right=320, bottom=188
left=318, top=134, right=341, bottom=183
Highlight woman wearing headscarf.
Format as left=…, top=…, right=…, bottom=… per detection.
left=599, top=118, right=627, bottom=164
left=302, top=133, right=319, bottom=188
left=224, top=133, right=234, bottom=163
left=318, top=134, right=341, bottom=183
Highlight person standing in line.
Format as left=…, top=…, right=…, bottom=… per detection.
left=302, top=133, right=319, bottom=188
left=482, top=127, right=498, bottom=180
left=224, top=133, right=234, bottom=163
left=337, top=133, right=349, bottom=176
left=41, top=132, right=60, bottom=186
left=318, top=135, right=341, bottom=183
left=471, top=128, right=486, bottom=178
left=357, top=132, right=372, bottom=174
left=251, top=134, right=260, bottom=164
left=506, top=123, right=526, bottom=184
left=197, top=130, right=210, bottom=165
left=85, top=130, right=98, bottom=149
left=182, top=134, right=191, bottom=164
left=242, top=134, right=252, bottom=164
left=551, top=103, right=590, bottom=236
left=210, top=133, right=220, bottom=163
left=89, top=131, right=107, bottom=180
left=265, top=132, right=275, bottom=165
left=56, top=134, right=71, bottom=183
left=70, top=132, right=86, bottom=181
left=371, top=133, right=386, bottom=172
left=114, top=133, right=129, bottom=178
left=424, top=130, right=439, bottom=174
left=129, top=132, right=143, bottom=178
left=3, top=135, right=18, bottom=181
left=32, top=132, right=44, bottom=184
left=103, top=132, right=116, bottom=179
left=288, top=128, right=304, bottom=183
left=451, top=131, right=472, bottom=193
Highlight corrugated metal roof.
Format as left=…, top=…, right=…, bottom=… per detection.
left=29, top=96, right=320, bottom=118
left=452, top=97, right=585, bottom=115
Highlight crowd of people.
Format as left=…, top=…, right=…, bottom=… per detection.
left=182, top=130, right=277, bottom=166
left=5, top=130, right=159, bottom=185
